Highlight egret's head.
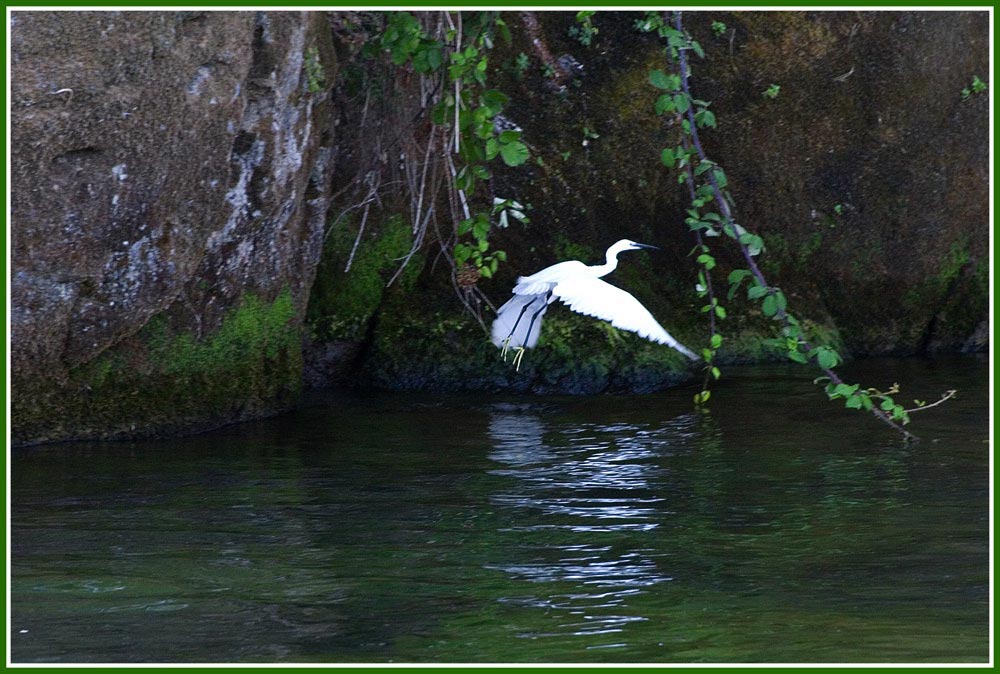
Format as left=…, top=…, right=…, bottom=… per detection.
left=614, top=239, right=660, bottom=252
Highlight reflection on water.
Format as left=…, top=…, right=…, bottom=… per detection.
left=11, top=356, right=990, bottom=663
left=485, top=407, right=686, bottom=640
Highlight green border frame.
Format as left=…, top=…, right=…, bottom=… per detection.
left=3, top=4, right=994, bottom=672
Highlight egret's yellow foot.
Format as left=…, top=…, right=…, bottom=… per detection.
left=511, top=347, right=526, bottom=372
left=500, top=337, right=513, bottom=361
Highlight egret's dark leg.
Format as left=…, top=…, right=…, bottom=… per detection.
left=501, top=296, right=538, bottom=360
left=512, top=291, right=552, bottom=372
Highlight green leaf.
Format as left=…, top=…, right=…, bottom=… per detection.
left=833, top=383, right=859, bottom=398
left=816, top=347, right=839, bottom=369
left=660, top=147, right=676, bottom=168
left=649, top=69, right=673, bottom=90
left=880, top=398, right=895, bottom=411
left=499, top=140, right=529, bottom=166
left=695, top=109, right=717, bottom=128
left=496, top=17, right=511, bottom=44
left=711, top=366, right=721, bottom=380
left=427, top=45, right=443, bottom=71
left=787, top=349, right=808, bottom=364
left=654, top=94, right=675, bottom=115
left=774, top=290, right=787, bottom=312
left=710, top=333, right=722, bottom=349
left=845, top=395, right=863, bottom=409
left=673, top=94, right=690, bottom=113
left=485, top=137, right=500, bottom=160
left=727, top=269, right=751, bottom=284
left=694, top=161, right=713, bottom=176
left=498, top=129, right=521, bottom=143
left=696, top=253, right=716, bottom=270
left=739, top=232, right=765, bottom=256
left=714, top=305, right=726, bottom=319
left=761, top=294, right=778, bottom=317
left=482, top=89, right=509, bottom=114
left=747, top=285, right=769, bottom=301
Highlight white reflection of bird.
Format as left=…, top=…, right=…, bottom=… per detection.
left=491, top=239, right=700, bottom=370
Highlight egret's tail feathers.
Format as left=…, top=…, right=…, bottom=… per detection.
left=491, top=294, right=548, bottom=349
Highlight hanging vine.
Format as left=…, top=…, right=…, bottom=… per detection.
left=642, top=10, right=954, bottom=439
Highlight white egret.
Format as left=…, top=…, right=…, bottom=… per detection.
left=491, top=239, right=700, bottom=370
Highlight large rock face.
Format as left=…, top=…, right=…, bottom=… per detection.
left=11, top=11, right=336, bottom=444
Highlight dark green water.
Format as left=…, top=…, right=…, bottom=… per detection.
left=11, top=356, right=990, bottom=663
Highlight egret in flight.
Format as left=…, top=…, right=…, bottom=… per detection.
left=491, top=239, right=700, bottom=370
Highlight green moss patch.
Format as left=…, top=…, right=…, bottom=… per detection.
left=13, top=289, right=303, bottom=445
left=306, top=213, right=420, bottom=341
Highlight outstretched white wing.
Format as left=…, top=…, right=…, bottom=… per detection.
left=552, top=276, right=699, bottom=360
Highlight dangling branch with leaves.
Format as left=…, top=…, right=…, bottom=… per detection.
left=644, top=10, right=954, bottom=440
left=342, top=11, right=532, bottom=327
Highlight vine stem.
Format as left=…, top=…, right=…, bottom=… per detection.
left=671, top=10, right=915, bottom=441
left=678, top=133, right=716, bottom=395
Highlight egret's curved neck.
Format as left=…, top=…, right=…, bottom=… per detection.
left=589, top=247, right=624, bottom=278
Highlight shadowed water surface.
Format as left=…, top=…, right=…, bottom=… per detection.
left=11, top=356, right=989, bottom=663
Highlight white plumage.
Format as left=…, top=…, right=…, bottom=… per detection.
left=491, top=239, right=700, bottom=364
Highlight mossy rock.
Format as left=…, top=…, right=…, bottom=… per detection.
left=13, top=290, right=303, bottom=445
left=359, top=289, right=697, bottom=394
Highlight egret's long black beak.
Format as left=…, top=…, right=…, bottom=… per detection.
left=633, top=243, right=660, bottom=250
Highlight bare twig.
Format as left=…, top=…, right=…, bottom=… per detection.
left=905, top=389, right=957, bottom=413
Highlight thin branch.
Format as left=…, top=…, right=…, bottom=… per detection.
left=519, top=11, right=571, bottom=87
left=344, top=201, right=371, bottom=273
left=905, top=389, right=957, bottom=413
